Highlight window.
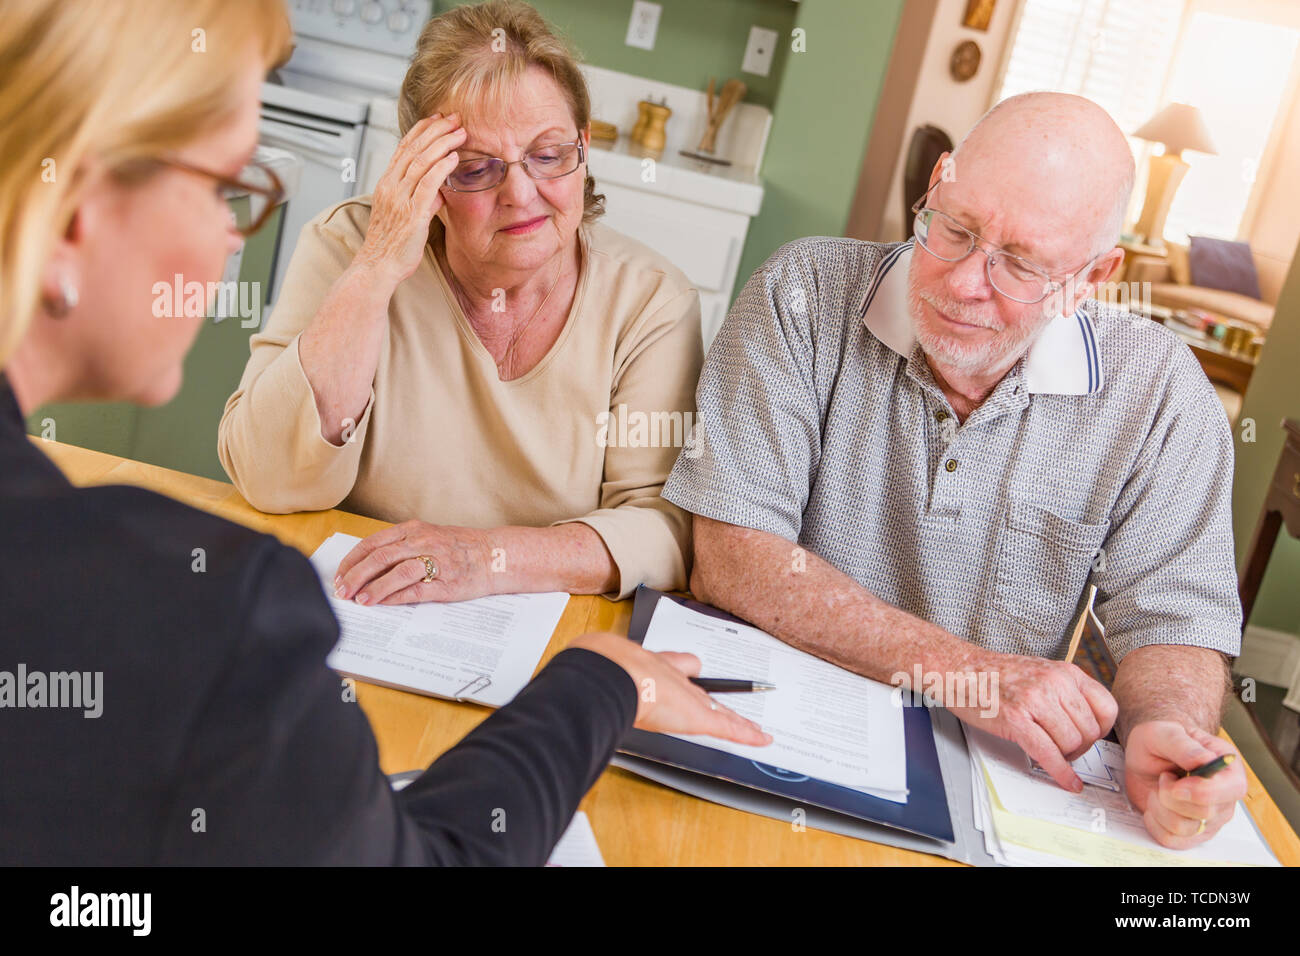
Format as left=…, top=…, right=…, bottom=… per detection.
left=1161, top=13, right=1299, bottom=243
left=993, top=0, right=1300, bottom=243
left=995, top=0, right=1185, bottom=145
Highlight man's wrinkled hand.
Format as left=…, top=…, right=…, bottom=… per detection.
left=947, top=651, right=1118, bottom=792
left=1124, top=720, right=1245, bottom=848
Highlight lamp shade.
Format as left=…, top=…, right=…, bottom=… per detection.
left=1133, top=103, right=1218, bottom=157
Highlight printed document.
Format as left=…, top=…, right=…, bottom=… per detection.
left=308, top=533, right=568, bottom=707
left=967, top=727, right=1279, bottom=866
left=640, top=597, right=907, bottom=799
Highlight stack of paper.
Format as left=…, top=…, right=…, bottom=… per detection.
left=308, top=533, right=569, bottom=707
left=545, top=812, right=605, bottom=867
left=640, top=596, right=908, bottom=802
left=965, top=727, right=1279, bottom=866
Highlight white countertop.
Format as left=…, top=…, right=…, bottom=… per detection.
left=587, top=136, right=764, bottom=216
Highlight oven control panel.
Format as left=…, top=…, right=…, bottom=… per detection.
left=289, top=0, right=432, bottom=57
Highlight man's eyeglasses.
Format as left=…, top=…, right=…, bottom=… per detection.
left=445, top=141, right=585, bottom=193
left=910, top=182, right=1098, bottom=305
left=144, top=157, right=285, bottom=238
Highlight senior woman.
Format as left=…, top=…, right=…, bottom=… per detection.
left=218, top=0, right=700, bottom=607
left=0, top=0, right=764, bottom=866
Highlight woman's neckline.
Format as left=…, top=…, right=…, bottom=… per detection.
left=425, top=219, right=590, bottom=386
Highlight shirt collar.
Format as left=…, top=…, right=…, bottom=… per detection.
left=859, top=240, right=1104, bottom=396
left=0, top=372, right=23, bottom=429
left=0, top=371, right=69, bottom=491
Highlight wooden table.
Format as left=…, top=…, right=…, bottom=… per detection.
left=32, top=437, right=1300, bottom=867
left=1161, top=318, right=1259, bottom=394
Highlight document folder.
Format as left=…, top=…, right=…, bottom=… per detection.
left=618, top=586, right=955, bottom=844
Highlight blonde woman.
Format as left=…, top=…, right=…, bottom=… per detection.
left=0, top=0, right=766, bottom=866
left=219, top=0, right=701, bottom=608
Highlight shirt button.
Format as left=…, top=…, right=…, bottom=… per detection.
left=935, top=409, right=949, bottom=422
left=945, top=459, right=958, bottom=473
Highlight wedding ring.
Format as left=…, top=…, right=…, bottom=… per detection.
left=419, top=555, right=438, bottom=583
left=1196, top=818, right=1207, bottom=836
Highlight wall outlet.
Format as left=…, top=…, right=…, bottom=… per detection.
left=626, top=1, right=661, bottom=51
left=742, top=25, right=778, bottom=77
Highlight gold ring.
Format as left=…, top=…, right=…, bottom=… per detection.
left=1196, top=818, right=1207, bottom=836
left=419, top=555, right=438, bottom=583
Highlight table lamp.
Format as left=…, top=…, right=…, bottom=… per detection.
left=1131, top=102, right=1217, bottom=244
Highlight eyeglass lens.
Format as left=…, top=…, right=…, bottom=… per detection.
left=447, top=143, right=582, bottom=192
left=219, top=164, right=280, bottom=237
left=913, top=208, right=1055, bottom=303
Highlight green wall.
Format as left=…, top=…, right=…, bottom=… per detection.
left=1233, top=240, right=1300, bottom=636
left=438, top=0, right=797, bottom=109
left=736, top=0, right=904, bottom=286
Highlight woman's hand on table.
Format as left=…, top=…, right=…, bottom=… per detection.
left=353, top=112, right=467, bottom=287
left=333, top=519, right=494, bottom=605
left=568, top=632, right=773, bottom=747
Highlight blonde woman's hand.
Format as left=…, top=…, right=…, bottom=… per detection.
left=568, top=632, right=773, bottom=747
left=353, top=112, right=467, bottom=286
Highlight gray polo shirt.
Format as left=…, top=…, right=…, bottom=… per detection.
left=663, top=237, right=1241, bottom=662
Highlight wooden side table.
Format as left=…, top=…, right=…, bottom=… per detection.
left=1238, top=418, right=1300, bottom=778
left=1160, top=313, right=1259, bottom=395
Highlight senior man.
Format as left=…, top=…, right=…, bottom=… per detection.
left=663, top=92, right=1246, bottom=849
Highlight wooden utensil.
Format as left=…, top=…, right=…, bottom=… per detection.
left=589, top=119, right=618, bottom=143
left=696, top=77, right=746, bottom=154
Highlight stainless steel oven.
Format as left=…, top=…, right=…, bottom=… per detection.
left=258, top=101, right=365, bottom=304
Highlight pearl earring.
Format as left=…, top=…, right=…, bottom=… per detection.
left=47, top=276, right=79, bottom=318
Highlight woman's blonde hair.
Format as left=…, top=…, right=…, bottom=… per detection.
left=0, top=0, right=291, bottom=362
left=399, top=0, right=604, bottom=224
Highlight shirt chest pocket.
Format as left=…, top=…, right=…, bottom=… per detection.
left=993, top=501, right=1110, bottom=639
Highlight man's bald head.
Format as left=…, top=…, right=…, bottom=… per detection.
left=950, top=92, right=1135, bottom=262
left=905, top=92, right=1133, bottom=384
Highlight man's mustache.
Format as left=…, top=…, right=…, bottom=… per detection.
left=917, top=292, right=1003, bottom=331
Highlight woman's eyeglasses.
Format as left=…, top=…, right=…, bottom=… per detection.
left=911, top=181, right=1098, bottom=305
left=140, top=157, right=286, bottom=238
left=445, top=141, right=585, bottom=193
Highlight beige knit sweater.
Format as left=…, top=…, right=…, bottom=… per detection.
left=218, top=198, right=702, bottom=597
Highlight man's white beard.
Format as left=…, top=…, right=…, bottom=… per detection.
left=906, top=262, right=1053, bottom=373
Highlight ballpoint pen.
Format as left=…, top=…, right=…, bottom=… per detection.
left=689, top=678, right=777, bottom=693
left=1183, top=753, right=1236, bottom=779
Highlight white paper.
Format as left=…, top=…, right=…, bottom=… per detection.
left=640, top=597, right=907, bottom=797
left=308, top=533, right=569, bottom=708
left=966, top=727, right=1279, bottom=866
left=545, top=812, right=605, bottom=867
left=1028, top=738, right=1124, bottom=791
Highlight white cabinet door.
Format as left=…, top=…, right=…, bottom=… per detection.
left=597, top=181, right=750, bottom=348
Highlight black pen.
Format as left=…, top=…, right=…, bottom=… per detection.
left=1183, top=754, right=1236, bottom=779
left=689, top=678, right=777, bottom=693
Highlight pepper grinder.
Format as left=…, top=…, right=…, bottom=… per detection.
left=631, top=96, right=671, bottom=154
left=631, top=99, right=652, bottom=145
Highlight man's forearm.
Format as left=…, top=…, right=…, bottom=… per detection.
left=691, top=515, right=987, bottom=683
left=1111, top=644, right=1232, bottom=746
